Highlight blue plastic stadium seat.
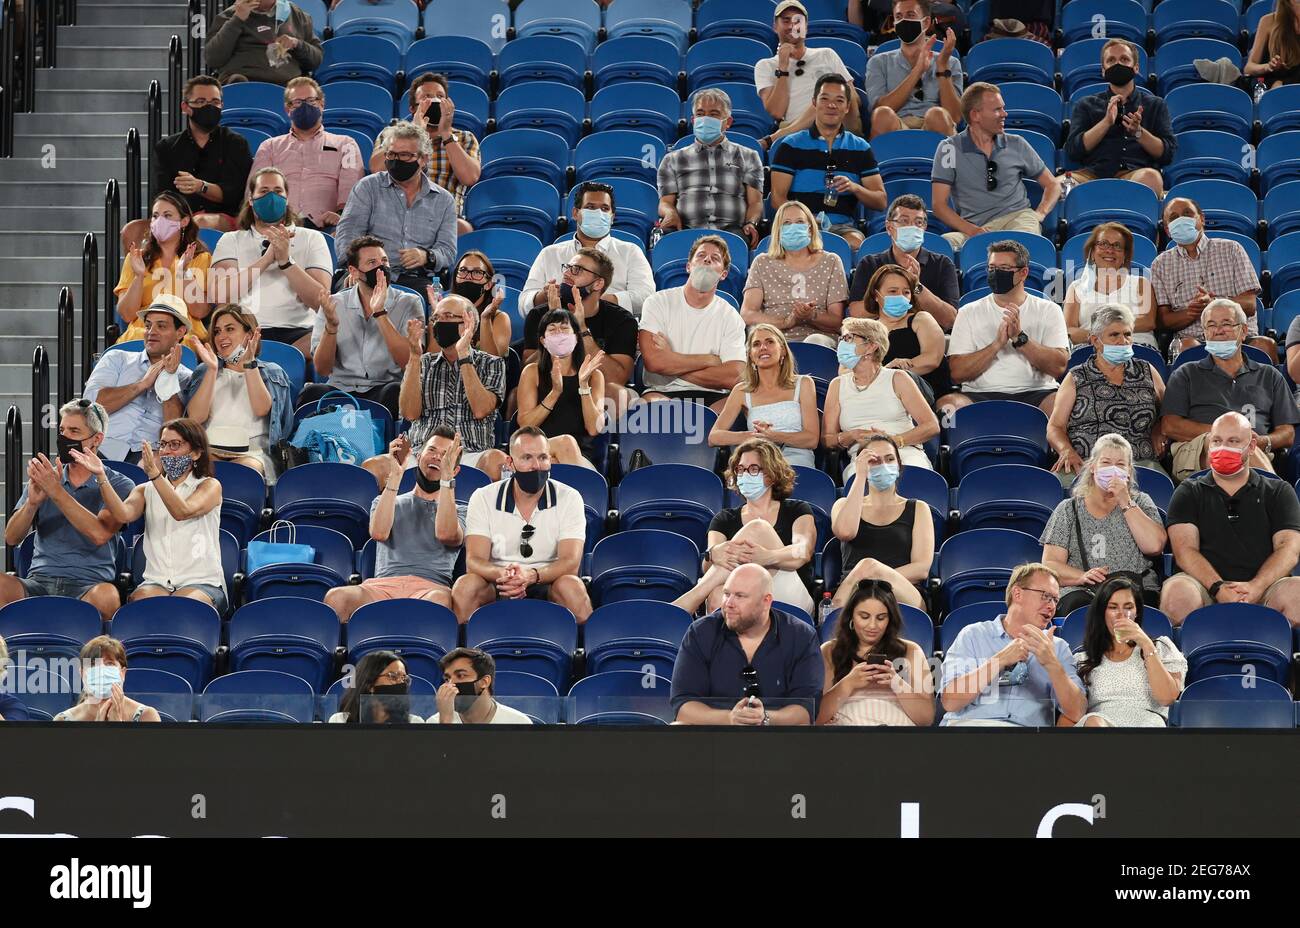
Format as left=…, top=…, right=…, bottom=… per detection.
left=1179, top=603, right=1292, bottom=684
left=651, top=228, right=751, bottom=299
left=583, top=600, right=692, bottom=677
left=1060, top=604, right=1173, bottom=652
left=1259, top=131, right=1300, bottom=197
left=605, top=0, right=692, bottom=50
left=594, top=35, right=682, bottom=91
left=421, top=0, right=510, bottom=53
left=457, top=228, right=544, bottom=290
left=315, top=35, right=402, bottom=91
left=295, top=0, right=327, bottom=36
left=801, top=0, right=867, bottom=42
left=329, top=0, right=418, bottom=48
left=292, top=392, right=393, bottom=448
left=497, top=35, right=588, bottom=91
left=321, top=80, right=394, bottom=139
left=272, top=462, right=378, bottom=549
left=938, top=528, right=1043, bottom=613
left=945, top=401, right=1050, bottom=480
left=1064, top=177, right=1161, bottom=242
left=403, top=36, right=495, bottom=87
left=1174, top=675, right=1295, bottom=728
left=959, top=231, right=1056, bottom=293
left=614, top=403, right=720, bottom=473
left=965, top=38, right=1054, bottom=85
left=1164, top=84, right=1254, bottom=140
left=1171, top=342, right=1273, bottom=372
left=590, top=84, right=683, bottom=147
left=330, top=126, right=373, bottom=170
left=466, top=600, right=579, bottom=692
left=229, top=597, right=339, bottom=692
left=955, top=464, right=1064, bottom=536
left=1166, top=180, right=1259, bottom=240
left=7, top=664, right=76, bottom=720
left=999, top=82, right=1064, bottom=141
left=569, top=670, right=674, bottom=724
left=1154, top=39, right=1240, bottom=94
left=220, top=81, right=289, bottom=136
left=347, top=599, right=460, bottom=684
left=514, top=0, right=601, bottom=53
left=696, top=0, right=777, bottom=45
left=1271, top=290, right=1300, bottom=338
left=1258, top=85, right=1300, bottom=137
left=242, top=524, right=355, bottom=603
left=1060, top=0, right=1148, bottom=44
left=937, top=601, right=1009, bottom=654
left=686, top=36, right=773, bottom=90
left=0, top=596, right=101, bottom=663
left=1264, top=181, right=1300, bottom=244
left=1165, top=130, right=1253, bottom=188
left=616, top=464, right=725, bottom=551
left=807, top=36, right=866, bottom=88
left=465, top=176, right=561, bottom=245
left=201, top=670, right=315, bottom=723
left=564, top=175, right=659, bottom=242
left=574, top=130, right=665, bottom=187
left=711, top=81, right=775, bottom=140
left=230, top=125, right=272, bottom=154
left=494, top=81, right=587, bottom=148
left=114, top=596, right=222, bottom=691
left=857, top=230, right=953, bottom=264
left=1060, top=39, right=1149, bottom=99
left=123, top=667, right=194, bottom=722
left=214, top=460, right=266, bottom=546
left=1136, top=465, right=1176, bottom=512
left=1152, top=0, right=1239, bottom=47
left=871, top=130, right=946, bottom=185
left=590, top=529, right=700, bottom=605
left=550, top=462, right=608, bottom=554
left=443, top=81, right=489, bottom=138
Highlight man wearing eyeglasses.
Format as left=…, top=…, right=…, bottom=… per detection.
left=453, top=426, right=592, bottom=624
left=205, top=0, right=323, bottom=86
left=249, top=77, right=363, bottom=234
left=1160, top=412, right=1300, bottom=627
left=931, top=82, right=1061, bottom=251
left=848, top=193, right=959, bottom=329
left=757, top=0, right=863, bottom=143
left=940, top=563, right=1086, bottom=726
left=864, top=0, right=962, bottom=139
left=1160, top=300, right=1297, bottom=482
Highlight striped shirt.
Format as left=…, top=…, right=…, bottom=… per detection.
left=770, top=125, right=880, bottom=226
left=408, top=349, right=505, bottom=453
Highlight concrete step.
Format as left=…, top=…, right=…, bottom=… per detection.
left=77, top=4, right=188, bottom=26
left=60, top=25, right=188, bottom=47
left=37, top=67, right=166, bottom=92
left=0, top=308, right=92, bottom=336
left=36, top=88, right=165, bottom=114
left=15, top=112, right=147, bottom=136
left=0, top=206, right=126, bottom=231
left=0, top=256, right=107, bottom=283
left=0, top=181, right=147, bottom=207
left=0, top=337, right=89, bottom=367
left=0, top=364, right=81, bottom=393
left=0, top=231, right=106, bottom=259
left=59, top=45, right=172, bottom=69
left=0, top=282, right=84, bottom=308
left=13, top=133, right=152, bottom=159
left=0, top=158, right=131, bottom=185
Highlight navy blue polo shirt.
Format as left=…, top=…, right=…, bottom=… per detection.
left=669, top=608, right=823, bottom=717
left=771, top=125, right=880, bottom=226
left=0, top=692, right=31, bottom=721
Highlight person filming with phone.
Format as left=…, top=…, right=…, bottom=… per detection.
left=670, top=563, right=823, bottom=725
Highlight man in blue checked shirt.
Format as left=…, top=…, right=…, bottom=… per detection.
left=940, top=562, right=1086, bottom=726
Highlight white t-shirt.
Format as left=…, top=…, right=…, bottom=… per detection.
left=426, top=702, right=534, bottom=724
left=464, top=478, right=587, bottom=569
left=638, top=286, right=747, bottom=394
left=755, top=46, right=853, bottom=125
left=949, top=292, right=1069, bottom=394
left=211, top=224, right=331, bottom=329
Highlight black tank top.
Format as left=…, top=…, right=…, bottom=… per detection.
left=535, top=371, right=590, bottom=449
left=881, top=314, right=952, bottom=398
left=841, top=498, right=918, bottom=576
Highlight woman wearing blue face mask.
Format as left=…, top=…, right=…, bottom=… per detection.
left=860, top=264, right=951, bottom=400
left=740, top=201, right=848, bottom=349
left=673, top=440, right=817, bottom=615
left=829, top=436, right=933, bottom=611
left=54, top=636, right=160, bottom=723
left=1048, top=304, right=1167, bottom=486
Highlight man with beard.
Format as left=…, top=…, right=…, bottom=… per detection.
left=429, top=648, right=532, bottom=725
left=324, top=427, right=466, bottom=622
left=670, top=563, right=822, bottom=725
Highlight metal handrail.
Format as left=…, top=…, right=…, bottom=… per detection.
left=147, top=80, right=161, bottom=205
left=104, top=179, right=120, bottom=340
left=0, top=0, right=15, bottom=155
left=56, top=287, right=73, bottom=412
left=187, top=0, right=202, bottom=80
left=81, top=232, right=99, bottom=390
left=5, top=405, right=23, bottom=572
left=31, top=346, right=50, bottom=461
left=22, top=0, right=35, bottom=111
left=167, top=35, right=182, bottom=135
left=40, top=0, right=58, bottom=69
left=125, top=128, right=141, bottom=222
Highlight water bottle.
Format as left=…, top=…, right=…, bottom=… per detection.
left=1254, top=80, right=1267, bottom=104
left=649, top=220, right=664, bottom=251
left=500, top=465, right=513, bottom=485
left=818, top=592, right=835, bottom=628
left=1060, top=170, right=1075, bottom=201
left=822, top=168, right=839, bottom=209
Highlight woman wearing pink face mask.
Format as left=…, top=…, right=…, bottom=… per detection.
left=1040, top=433, right=1168, bottom=615
left=515, top=308, right=606, bottom=470
left=114, top=192, right=212, bottom=349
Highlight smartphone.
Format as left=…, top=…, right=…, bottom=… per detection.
left=866, top=653, right=889, bottom=666
left=424, top=99, right=441, bottom=125
left=740, top=665, right=762, bottom=699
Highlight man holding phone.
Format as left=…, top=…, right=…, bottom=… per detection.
left=370, top=73, right=481, bottom=235
left=670, top=564, right=823, bottom=725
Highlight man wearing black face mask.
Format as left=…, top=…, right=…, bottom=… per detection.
left=863, top=0, right=963, bottom=139
left=1064, top=39, right=1174, bottom=199
left=429, top=648, right=533, bottom=724
left=302, top=235, right=422, bottom=418
left=452, top=426, right=592, bottom=623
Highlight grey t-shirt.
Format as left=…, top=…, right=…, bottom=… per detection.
left=17, top=466, right=138, bottom=583
left=931, top=130, right=1045, bottom=227
left=863, top=48, right=965, bottom=119
left=1039, top=492, right=1162, bottom=595
left=372, top=492, right=467, bottom=585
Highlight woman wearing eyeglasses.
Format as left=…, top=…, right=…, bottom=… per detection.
left=330, top=650, right=422, bottom=724
left=1059, top=576, right=1184, bottom=727
left=818, top=579, right=934, bottom=726
left=450, top=250, right=511, bottom=358
left=1063, top=222, right=1158, bottom=349
left=73, top=418, right=227, bottom=615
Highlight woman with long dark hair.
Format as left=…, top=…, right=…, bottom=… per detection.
left=115, top=191, right=212, bottom=348
left=1063, top=576, right=1185, bottom=727
left=817, top=579, right=933, bottom=726
left=1245, top=0, right=1300, bottom=88
left=331, top=651, right=421, bottom=724
left=449, top=250, right=511, bottom=358
left=515, top=307, right=606, bottom=469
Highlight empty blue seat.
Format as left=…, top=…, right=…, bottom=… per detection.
left=999, top=82, right=1064, bottom=141
left=697, top=0, right=777, bottom=45
left=1152, top=0, right=1239, bottom=46
left=201, top=670, right=315, bottom=723
left=1264, top=180, right=1300, bottom=243
left=614, top=402, right=720, bottom=472
left=1166, top=180, right=1259, bottom=240
left=1060, top=0, right=1148, bottom=44
left=273, top=462, right=378, bottom=549
left=959, top=230, right=1057, bottom=292
left=787, top=336, right=839, bottom=382
left=329, top=0, right=417, bottom=48
left=1174, top=675, right=1295, bottom=728
left=574, top=130, right=665, bottom=187
left=0, top=596, right=101, bottom=663
left=457, top=228, right=544, bottom=290
left=1164, top=83, right=1254, bottom=140
left=590, top=83, right=683, bottom=147
left=807, top=37, right=867, bottom=88
left=1154, top=39, right=1240, bottom=94
left=1060, top=604, right=1173, bottom=651
left=686, top=37, right=773, bottom=90
left=347, top=599, right=460, bottom=684
left=801, top=0, right=867, bottom=42
left=712, top=81, right=774, bottom=139
left=260, top=339, right=308, bottom=399
left=466, top=600, right=578, bottom=692
left=1179, top=603, right=1292, bottom=684
left=1064, top=177, right=1161, bottom=242
left=937, top=601, right=1008, bottom=654
left=956, top=464, right=1063, bottom=536
left=606, top=0, right=692, bottom=50
left=219, top=81, right=289, bottom=136
left=1165, top=130, right=1253, bottom=188
left=1135, top=465, right=1175, bottom=512
left=965, top=38, right=1054, bottom=85
left=114, top=596, right=222, bottom=691
left=1060, top=39, right=1149, bottom=99
left=295, top=0, right=327, bottom=36
left=583, top=600, right=692, bottom=677
left=493, top=670, right=560, bottom=698
left=616, top=464, right=724, bottom=551
left=403, top=36, right=495, bottom=87
left=593, top=35, right=682, bottom=91
left=494, top=81, right=587, bottom=148
left=590, top=529, right=700, bottom=605
left=568, top=670, right=674, bottom=724
left=497, top=35, right=588, bottom=91
left=123, top=667, right=193, bottom=722
left=230, top=125, right=271, bottom=155
left=550, top=462, right=608, bottom=554
left=938, top=528, right=1043, bottom=613
left=945, top=401, right=1050, bottom=480
left=1258, top=85, right=1300, bottom=137
left=1271, top=289, right=1300, bottom=338
left=228, top=597, right=339, bottom=692
left=215, top=460, right=266, bottom=545
left=465, top=176, right=561, bottom=245
left=315, top=35, right=402, bottom=91
left=444, top=81, right=489, bottom=138
left=243, top=524, right=355, bottom=603
left=322, top=80, right=393, bottom=139
left=871, top=130, right=946, bottom=185
left=1259, top=131, right=1300, bottom=197
left=421, top=0, right=509, bottom=53
left=514, top=0, right=601, bottom=53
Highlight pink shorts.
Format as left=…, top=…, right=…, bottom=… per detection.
left=359, top=576, right=450, bottom=601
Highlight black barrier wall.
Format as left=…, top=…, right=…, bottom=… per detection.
left=0, top=727, right=1297, bottom=838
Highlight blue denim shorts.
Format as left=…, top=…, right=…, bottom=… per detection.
left=18, top=573, right=108, bottom=600
left=133, top=583, right=228, bottom=615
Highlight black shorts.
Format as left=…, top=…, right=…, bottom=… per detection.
left=259, top=326, right=312, bottom=347
left=653, top=389, right=728, bottom=405
left=523, top=582, right=553, bottom=600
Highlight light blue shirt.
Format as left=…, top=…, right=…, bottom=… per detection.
left=939, top=616, right=1081, bottom=726
left=333, top=171, right=457, bottom=274
left=83, top=350, right=193, bottom=460
left=863, top=48, right=965, bottom=119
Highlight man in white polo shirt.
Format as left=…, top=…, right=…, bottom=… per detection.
left=938, top=239, right=1069, bottom=416
left=452, top=426, right=592, bottom=623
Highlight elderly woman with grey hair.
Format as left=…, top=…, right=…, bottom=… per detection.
left=1047, top=303, right=1167, bottom=486
left=1040, top=433, right=1168, bottom=615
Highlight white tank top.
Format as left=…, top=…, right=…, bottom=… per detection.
left=837, top=368, right=916, bottom=438
left=1074, top=268, right=1158, bottom=349
left=141, top=474, right=226, bottom=593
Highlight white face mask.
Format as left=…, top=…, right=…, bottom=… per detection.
left=689, top=265, right=721, bottom=291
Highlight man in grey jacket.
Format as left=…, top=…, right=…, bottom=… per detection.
left=206, top=0, right=323, bottom=85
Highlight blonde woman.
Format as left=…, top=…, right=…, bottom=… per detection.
left=824, top=316, right=938, bottom=478
left=740, top=201, right=848, bottom=348
left=710, top=323, right=820, bottom=469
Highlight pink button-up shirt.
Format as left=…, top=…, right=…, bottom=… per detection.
left=251, top=126, right=364, bottom=227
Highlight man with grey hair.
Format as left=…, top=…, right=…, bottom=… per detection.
left=1161, top=411, right=1300, bottom=626
left=0, top=400, right=136, bottom=620
left=334, top=119, right=458, bottom=295
left=847, top=192, right=959, bottom=329
left=656, top=88, right=765, bottom=246
left=1160, top=298, right=1297, bottom=481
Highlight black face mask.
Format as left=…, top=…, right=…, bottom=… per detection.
left=188, top=104, right=222, bottom=131
left=513, top=468, right=549, bottom=495
left=361, top=265, right=389, bottom=289
left=454, top=679, right=480, bottom=714
left=385, top=158, right=420, bottom=182
left=433, top=320, right=461, bottom=349
left=894, top=19, right=925, bottom=44
left=453, top=279, right=486, bottom=304
left=414, top=468, right=440, bottom=493
left=55, top=435, right=84, bottom=465
left=558, top=282, right=592, bottom=306
left=1103, top=63, right=1136, bottom=87
left=988, top=267, right=1019, bottom=295
left=372, top=681, right=410, bottom=697
left=367, top=682, right=411, bottom=723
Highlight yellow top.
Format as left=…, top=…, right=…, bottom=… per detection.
left=113, top=251, right=212, bottom=348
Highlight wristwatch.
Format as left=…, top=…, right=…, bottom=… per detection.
left=935, top=69, right=952, bottom=77
left=577, top=386, right=592, bottom=396
left=774, top=68, right=790, bottom=77
left=372, top=309, right=388, bottom=319
left=200, top=181, right=209, bottom=195
left=578, top=329, right=593, bottom=339
left=1208, top=580, right=1226, bottom=599
left=441, top=134, right=455, bottom=145
left=457, top=356, right=474, bottom=366
left=278, top=258, right=294, bottom=270
left=1011, top=332, right=1029, bottom=349
left=443, top=478, right=456, bottom=490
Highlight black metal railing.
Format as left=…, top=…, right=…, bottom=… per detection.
left=21, top=0, right=35, bottom=112
left=125, top=128, right=141, bottom=222
left=167, top=34, right=182, bottom=135
left=104, top=179, right=120, bottom=339
left=5, top=405, right=22, bottom=571
left=147, top=80, right=161, bottom=206
left=56, top=287, right=74, bottom=412
left=31, top=346, right=50, bottom=462
left=61, top=0, right=77, bottom=26
left=81, top=232, right=99, bottom=389
left=1, top=0, right=15, bottom=156
left=40, top=0, right=58, bottom=69
left=187, top=0, right=202, bottom=80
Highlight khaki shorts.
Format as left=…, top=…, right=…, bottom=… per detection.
left=1170, top=432, right=1275, bottom=482
left=942, top=208, right=1042, bottom=251
left=359, top=575, right=451, bottom=600
left=1164, top=572, right=1293, bottom=608
left=900, top=114, right=927, bottom=129
left=1070, top=168, right=1154, bottom=184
